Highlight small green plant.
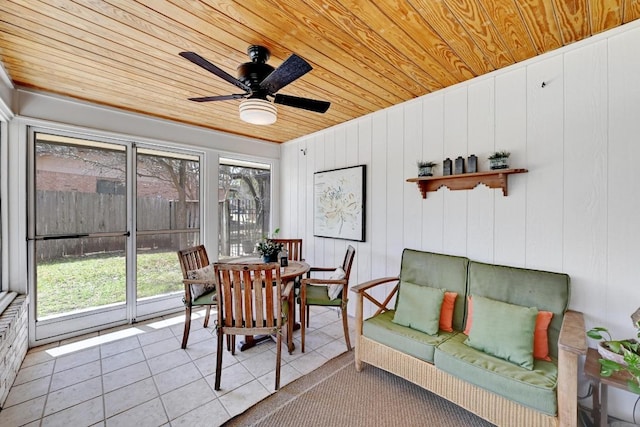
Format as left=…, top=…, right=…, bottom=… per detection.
left=587, top=322, right=640, bottom=393
left=256, top=228, right=283, bottom=257
left=417, top=160, right=437, bottom=168
left=488, top=150, right=510, bottom=160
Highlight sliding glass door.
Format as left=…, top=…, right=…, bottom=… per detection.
left=29, top=131, right=201, bottom=342
left=135, top=148, right=200, bottom=317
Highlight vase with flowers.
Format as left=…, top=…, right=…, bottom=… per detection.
left=256, top=228, right=284, bottom=263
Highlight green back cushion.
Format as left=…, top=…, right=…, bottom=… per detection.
left=398, top=249, right=469, bottom=331
left=465, top=296, right=538, bottom=369
left=467, top=261, right=569, bottom=359
left=392, top=282, right=444, bottom=335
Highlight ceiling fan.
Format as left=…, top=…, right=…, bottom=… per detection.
left=180, top=46, right=330, bottom=125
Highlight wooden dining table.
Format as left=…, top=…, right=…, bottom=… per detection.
left=221, top=257, right=310, bottom=353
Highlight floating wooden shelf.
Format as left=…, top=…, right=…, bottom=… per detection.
left=406, top=168, right=528, bottom=199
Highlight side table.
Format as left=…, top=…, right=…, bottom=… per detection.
left=584, top=347, right=634, bottom=427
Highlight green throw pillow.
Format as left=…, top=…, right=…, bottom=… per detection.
left=392, top=281, right=444, bottom=335
left=465, top=295, right=538, bottom=370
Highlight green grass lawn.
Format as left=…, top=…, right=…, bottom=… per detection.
left=36, top=251, right=183, bottom=318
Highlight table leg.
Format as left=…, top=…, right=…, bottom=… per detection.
left=600, top=383, right=608, bottom=427
left=591, top=379, right=601, bottom=427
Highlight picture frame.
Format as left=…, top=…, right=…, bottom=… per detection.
left=313, top=165, right=366, bottom=242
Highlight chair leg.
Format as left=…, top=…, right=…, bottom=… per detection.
left=275, top=327, right=282, bottom=390
left=341, top=305, right=352, bottom=351
left=215, top=329, right=224, bottom=391
left=203, top=305, right=211, bottom=328
left=300, top=300, right=306, bottom=353
left=181, top=306, right=192, bottom=349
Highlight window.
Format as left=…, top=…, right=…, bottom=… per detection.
left=218, top=158, right=271, bottom=258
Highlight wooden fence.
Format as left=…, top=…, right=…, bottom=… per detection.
left=35, top=191, right=199, bottom=261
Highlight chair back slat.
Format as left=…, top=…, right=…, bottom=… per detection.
left=214, top=263, right=283, bottom=333
left=271, top=239, right=303, bottom=261
left=177, top=245, right=209, bottom=278
left=342, top=245, right=356, bottom=280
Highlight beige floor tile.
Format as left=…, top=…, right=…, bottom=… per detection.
left=169, top=398, right=230, bottom=427
left=152, top=362, right=202, bottom=395
left=141, top=336, right=180, bottom=359
left=20, top=348, right=56, bottom=368
left=40, top=396, right=103, bottom=427
left=105, top=397, right=168, bottom=427
left=217, top=379, right=270, bottom=417
left=3, top=376, right=50, bottom=407
left=53, top=346, right=101, bottom=373
left=257, top=362, right=303, bottom=391
left=160, top=378, right=217, bottom=421
left=101, top=347, right=145, bottom=374
left=207, top=360, right=254, bottom=396
left=0, top=396, right=47, bottom=426
left=136, top=327, right=175, bottom=347
left=14, top=360, right=55, bottom=385
left=288, top=350, right=329, bottom=375
left=102, top=361, right=151, bottom=393
left=100, top=336, right=141, bottom=359
left=184, top=335, right=217, bottom=360
left=146, top=348, right=192, bottom=375
left=43, top=377, right=102, bottom=416
left=50, top=359, right=101, bottom=392
left=104, top=377, right=158, bottom=418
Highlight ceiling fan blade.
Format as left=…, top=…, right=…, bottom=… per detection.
left=188, top=94, right=247, bottom=102
left=179, top=51, right=251, bottom=93
left=259, top=54, right=312, bottom=94
left=274, top=94, right=330, bottom=113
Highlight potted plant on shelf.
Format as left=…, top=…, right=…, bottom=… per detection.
left=587, top=312, right=640, bottom=394
left=256, top=228, right=283, bottom=263
left=417, top=161, right=437, bottom=177
left=488, top=151, right=510, bottom=170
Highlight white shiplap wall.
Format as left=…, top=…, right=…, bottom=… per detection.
left=281, top=21, right=640, bottom=421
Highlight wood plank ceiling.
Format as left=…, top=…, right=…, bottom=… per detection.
left=0, top=1, right=638, bottom=143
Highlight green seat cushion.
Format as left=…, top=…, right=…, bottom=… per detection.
left=465, top=296, right=538, bottom=370
left=305, top=284, right=343, bottom=306
left=392, top=282, right=444, bottom=335
left=363, top=310, right=457, bottom=363
left=435, top=333, right=558, bottom=415
left=191, top=290, right=216, bottom=306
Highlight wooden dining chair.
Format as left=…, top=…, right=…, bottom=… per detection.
left=212, top=262, right=294, bottom=391
left=300, top=245, right=356, bottom=352
left=271, top=238, right=303, bottom=261
left=177, top=245, right=217, bottom=349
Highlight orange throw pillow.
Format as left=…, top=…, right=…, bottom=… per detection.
left=439, top=292, right=458, bottom=332
left=464, top=295, right=473, bottom=335
left=534, top=311, right=554, bottom=361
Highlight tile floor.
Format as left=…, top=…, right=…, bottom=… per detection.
left=0, top=306, right=354, bottom=427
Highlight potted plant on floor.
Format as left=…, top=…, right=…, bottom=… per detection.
left=417, top=161, right=437, bottom=177
left=587, top=310, right=640, bottom=393
left=488, top=151, right=510, bottom=170
left=256, top=228, right=283, bottom=263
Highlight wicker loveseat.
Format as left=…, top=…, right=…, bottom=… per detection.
left=351, top=249, right=587, bottom=427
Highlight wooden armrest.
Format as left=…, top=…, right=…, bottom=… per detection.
left=281, top=281, right=295, bottom=298
left=558, top=310, right=588, bottom=355
left=301, top=278, right=347, bottom=286
left=183, top=278, right=216, bottom=285
left=309, top=266, right=336, bottom=273
left=350, top=277, right=399, bottom=294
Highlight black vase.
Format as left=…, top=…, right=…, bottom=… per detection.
left=262, top=254, right=278, bottom=263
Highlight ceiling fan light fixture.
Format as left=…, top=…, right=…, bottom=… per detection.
left=239, top=98, right=277, bottom=125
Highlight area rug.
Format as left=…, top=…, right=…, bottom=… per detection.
left=224, top=351, right=495, bottom=427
